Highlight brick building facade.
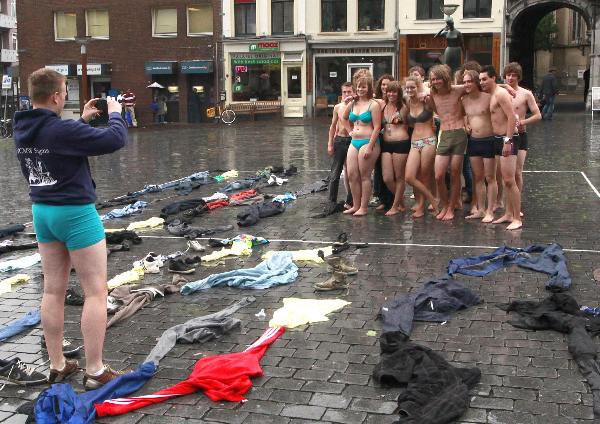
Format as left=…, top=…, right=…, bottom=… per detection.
left=17, top=0, right=221, bottom=125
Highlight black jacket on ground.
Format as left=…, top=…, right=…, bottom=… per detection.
left=373, top=331, right=481, bottom=424
left=237, top=202, right=285, bottom=227
left=499, top=293, right=600, bottom=416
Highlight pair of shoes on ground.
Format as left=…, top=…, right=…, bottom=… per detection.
left=0, top=357, right=47, bottom=386
left=134, top=252, right=164, bottom=274
left=48, top=360, right=124, bottom=389
left=314, top=255, right=358, bottom=291
left=168, top=256, right=201, bottom=274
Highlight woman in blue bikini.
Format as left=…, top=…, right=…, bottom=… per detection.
left=342, top=71, right=382, bottom=216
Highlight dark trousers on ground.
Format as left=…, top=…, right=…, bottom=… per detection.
left=373, top=157, right=393, bottom=208
left=328, top=136, right=352, bottom=205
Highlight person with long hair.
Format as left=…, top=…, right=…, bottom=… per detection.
left=342, top=71, right=382, bottom=216
left=381, top=81, right=410, bottom=216
left=404, top=76, right=439, bottom=218
left=372, top=74, right=395, bottom=211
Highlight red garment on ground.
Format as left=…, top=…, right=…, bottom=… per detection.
left=206, top=199, right=229, bottom=210
left=94, top=326, right=284, bottom=417
left=229, top=189, right=258, bottom=202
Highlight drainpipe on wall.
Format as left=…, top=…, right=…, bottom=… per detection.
left=502, top=0, right=508, bottom=69
left=395, top=0, right=400, bottom=78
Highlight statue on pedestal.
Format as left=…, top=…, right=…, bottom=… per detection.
left=434, top=14, right=464, bottom=73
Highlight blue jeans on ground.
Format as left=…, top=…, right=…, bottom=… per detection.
left=542, top=96, right=555, bottom=120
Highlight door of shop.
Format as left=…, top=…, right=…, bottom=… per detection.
left=347, top=63, right=374, bottom=81
left=282, top=65, right=303, bottom=117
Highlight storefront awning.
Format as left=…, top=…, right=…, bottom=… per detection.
left=180, top=60, right=213, bottom=74
left=145, top=61, right=176, bottom=75
left=46, top=64, right=111, bottom=76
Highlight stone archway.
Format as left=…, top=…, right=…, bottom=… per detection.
left=505, top=0, right=597, bottom=104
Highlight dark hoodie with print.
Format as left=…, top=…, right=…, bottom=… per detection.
left=13, top=109, right=127, bottom=205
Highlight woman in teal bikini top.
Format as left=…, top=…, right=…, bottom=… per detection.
left=341, top=71, right=382, bottom=216
left=348, top=101, right=374, bottom=149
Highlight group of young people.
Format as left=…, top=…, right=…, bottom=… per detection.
left=327, top=61, right=541, bottom=231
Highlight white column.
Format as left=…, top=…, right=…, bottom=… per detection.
left=589, top=23, right=600, bottom=110
left=223, top=0, right=232, bottom=37
left=297, top=0, right=306, bottom=35
left=257, top=0, right=269, bottom=36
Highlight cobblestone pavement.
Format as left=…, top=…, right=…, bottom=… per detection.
left=0, top=112, right=598, bottom=423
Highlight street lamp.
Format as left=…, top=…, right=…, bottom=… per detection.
left=75, top=36, right=91, bottom=113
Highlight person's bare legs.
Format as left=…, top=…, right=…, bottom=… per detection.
left=516, top=149, right=527, bottom=216
left=434, top=155, right=451, bottom=219
left=386, top=153, right=408, bottom=216
left=422, top=146, right=437, bottom=213
left=406, top=147, right=438, bottom=217
left=344, top=147, right=361, bottom=214
left=381, top=152, right=395, bottom=213
left=466, top=156, right=486, bottom=219
left=482, top=157, right=498, bottom=223
left=39, top=241, right=72, bottom=371
left=69, top=239, right=108, bottom=374
left=494, top=156, right=504, bottom=211
left=447, top=154, right=464, bottom=219
left=342, top=163, right=351, bottom=208
left=493, top=155, right=522, bottom=230
left=354, top=143, right=380, bottom=216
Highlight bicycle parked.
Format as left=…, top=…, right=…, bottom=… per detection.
left=206, top=100, right=236, bottom=125
left=0, top=118, right=12, bottom=138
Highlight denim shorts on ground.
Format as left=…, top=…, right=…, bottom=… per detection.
left=32, top=203, right=105, bottom=250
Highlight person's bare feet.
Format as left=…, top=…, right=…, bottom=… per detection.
left=412, top=209, right=425, bottom=218
left=375, top=204, right=386, bottom=211
left=385, top=207, right=401, bottom=216
left=492, top=214, right=512, bottom=224
left=493, top=201, right=504, bottom=212
left=481, top=213, right=494, bottom=223
left=411, top=204, right=418, bottom=212
left=466, top=211, right=485, bottom=219
left=343, top=207, right=358, bottom=215
left=441, top=207, right=454, bottom=221
left=353, top=208, right=368, bottom=216
left=436, top=208, right=447, bottom=220
left=344, top=203, right=352, bottom=210
left=506, top=220, right=523, bottom=230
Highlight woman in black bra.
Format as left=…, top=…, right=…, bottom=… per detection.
left=380, top=81, right=410, bottom=216
left=404, top=76, right=439, bottom=218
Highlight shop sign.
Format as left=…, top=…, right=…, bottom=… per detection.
left=181, top=60, right=213, bottom=74
left=249, top=42, right=279, bottom=52
left=232, top=57, right=281, bottom=65
left=2, top=75, right=11, bottom=90
left=329, top=71, right=337, bottom=78
left=45, top=64, right=69, bottom=75
left=235, top=65, right=248, bottom=73
left=77, top=64, right=102, bottom=75
left=144, top=61, right=175, bottom=75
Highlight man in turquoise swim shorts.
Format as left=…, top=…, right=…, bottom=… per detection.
left=14, top=68, right=128, bottom=388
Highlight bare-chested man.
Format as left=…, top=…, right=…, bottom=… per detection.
left=461, top=69, right=497, bottom=223
left=479, top=65, right=521, bottom=230
left=429, top=64, right=468, bottom=221
left=327, top=82, right=354, bottom=207
left=503, top=62, right=542, bottom=198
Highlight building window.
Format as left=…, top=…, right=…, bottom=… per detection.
left=188, top=5, right=213, bottom=35
left=235, top=0, right=256, bottom=37
left=358, top=0, right=384, bottom=31
left=153, top=8, right=177, bottom=37
left=272, top=0, right=293, bottom=35
left=464, top=35, right=492, bottom=66
left=463, top=0, right=491, bottom=19
left=416, top=0, right=443, bottom=20
left=86, top=10, right=109, bottom=39
left=231, top=59, right=281, bottom=101
left=55, top=11, right=77, bottom=40
left=321, top=0, right=346, bottom=32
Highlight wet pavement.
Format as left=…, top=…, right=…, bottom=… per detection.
left=0, top=112, right=598, bottom=423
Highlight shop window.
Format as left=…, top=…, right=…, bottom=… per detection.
left=153, top=8, right=177, bottom=37
left=188, top=5, right=213, bottom=35
left=416, top=0, right=443, bottom=20
left=55, top=11, right=77, bottom=40
left=231, top=61, right=281, bottom=101
left=86, top=10, right=109, bottom=39
left=272, top=0, right=293, bottom=35
left=235, top=0, right=256, bottom=37
left=408, top=49, right=444, bottom=76
left=358, top=0, right=384, bottom=31
left=321, top=0, right=346, bottom=32
left=463, top=0, right=491, bottom=19
left=464, top=35, right=492, bottom=65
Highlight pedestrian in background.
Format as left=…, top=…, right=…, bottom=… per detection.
left=540, top=67, right=558, bottom=120
left=123, top=88, right=138, bottom=127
